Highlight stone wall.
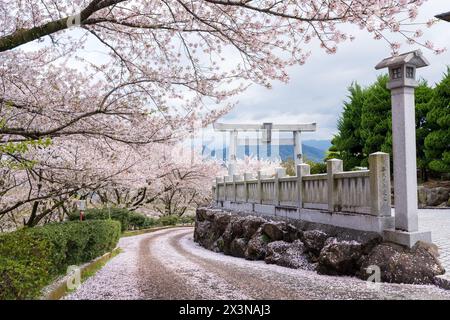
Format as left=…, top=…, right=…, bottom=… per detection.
left=418, top=186, right=450, bottom=208
left=194, top=207, right=445, bottom=285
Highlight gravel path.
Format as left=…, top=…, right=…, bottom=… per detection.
left=66, top=227, right=450, bottom=300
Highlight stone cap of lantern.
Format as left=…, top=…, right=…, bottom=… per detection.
left=375, top=50, right=430, bottom=70
left=375, top=50, right=429, bottom=89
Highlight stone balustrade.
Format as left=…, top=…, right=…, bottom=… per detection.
left=213, top=152, right=395, bottom=234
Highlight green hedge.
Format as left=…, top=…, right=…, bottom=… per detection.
left=68, top=208, right=158, bottom=232
left=159, top=214, right=195, bottom=226
left=0, top=220, right=121, bottom=300
left=68, top=208, right=194, bottom=231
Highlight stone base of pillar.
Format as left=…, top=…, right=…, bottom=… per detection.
left=383, top=229, right=432, bottom=248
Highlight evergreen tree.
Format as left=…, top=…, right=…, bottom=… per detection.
left=360, top=75, right=392, bottom=166
left=330, top=75, right=435, bottom=173
left=415, top=81, right=434, bottom=180
left=424, top=69, right=450, bottom=174
left=330, top=83, right=366, bottom=170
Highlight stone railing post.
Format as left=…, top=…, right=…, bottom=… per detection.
left=223, top=176, right=227, bottom=201
left=215, top=177, right=221, bottom=202
left=257, top=170, right=263, bottom=204
left=296, top=163, right=310, bottom=209
left=327, top=159, right=343, bottom=212
left=274, top=168, right=286, bottom=206
left=224, top=175, right=231, bottom=201
left=244, top=173, right=252, bottom=203
left=232, top=174, right=239, bottom=203
left=369, top=152, right=391, bottom=216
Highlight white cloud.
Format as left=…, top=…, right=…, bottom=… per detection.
left=218, top=1, right=450, bottom=140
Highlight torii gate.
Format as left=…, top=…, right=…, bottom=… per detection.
left=213, top=122, right=317, bottom=174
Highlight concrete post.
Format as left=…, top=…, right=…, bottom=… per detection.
left=327, top=159, right=343, bottom=212
left=244, top=173, right=252, bottom=203
left=228, top=130, right=238, bottom=175
left=224, top=175, right=231, bottom=201
left=369, top=152, right=391, bottom=216
left=391, top=86, right=419, bottom=230
left=215, top=177, right=221, bottom=203
left=274, top=168, right=286, bottom=206
left=223, top=176, right=227, bottom=201
left=228, top=163, right=236, bottom=176
left=244, top=136, right=250, bottom=157
left=257, top=170, right=263, bottom=204
left=375, top=50, right=432, bottom=247
left=232, top=174, right=239, bottom=203
left=296, top=163, right=310, bottom=209
left=293, top=131, right=303, bottom=165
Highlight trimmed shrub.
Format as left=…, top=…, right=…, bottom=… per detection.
left=158, top=215, right=194, bottom=226
left=69, top=208, right=130, bottom=231
left=128, top=212, right=157, bottom=230
left=0, top=220, right=120, bottom=300
left=69, top=207, right=195, bottom=230
left=159, top=215, right=180, bottom=226
left=68, top=208, right=156, bottom=231
left=180, top=215, right=195, bottom=225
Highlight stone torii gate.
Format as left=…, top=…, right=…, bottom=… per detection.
left=213, top=122, right=317, bottom=174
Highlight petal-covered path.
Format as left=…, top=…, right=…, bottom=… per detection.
left=66, top=227, right=450, bottom=300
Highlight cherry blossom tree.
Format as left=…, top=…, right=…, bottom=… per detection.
left=93, top=144, right=223, bottom=214
left=0, top=0, right=444, bottom=227
left=220, top=156, right=281, bottom=177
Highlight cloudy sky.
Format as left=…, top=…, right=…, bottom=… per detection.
left=214, top=1, right=450, bottom=142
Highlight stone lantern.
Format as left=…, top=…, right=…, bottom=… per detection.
left=375, top=50, right=431, bottom=247
left=376, top=51, right=429, bottom=89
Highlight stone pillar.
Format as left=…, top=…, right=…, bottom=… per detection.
left=256, top=133, right=260, bottom=160
left=244, top=136, right=250, bottom=157
left=369, top=152, right=391, bottom=216
left=375, top=50, right=432, bottom=247
left=383, top=84, right=432, bottom=246
left=228, top=130, right=238, bottom=175
left=224, top=175, right=231, bottom=201
left=215, top=177, right=221, bottom=203
left=274, top=168, right=286, bottom=206
left=228, top=163, right=236, bottom=176
left=391, top=86, right=419, bottom=231
left=257, top=170, right=263, bottom=204
left=232, top=174, right=240, bottom=203
left=296, top=163, right=310, bottom=209
left=327, top=159, right=343, bottom=212
left=293, top=131, right=303, bottom=165
left=244, top=173, right=253, bottom=203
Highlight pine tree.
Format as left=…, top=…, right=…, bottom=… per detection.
left=424, top=69, right=450, bottom=174
left=415, top=81, right=434, bottom=180
left=360, top=75, right=392, bottom=166
left=330, top=75, right=434, bottom=172
left=330, top=82, right=366, bottom=170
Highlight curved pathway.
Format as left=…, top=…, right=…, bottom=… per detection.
left=66, top=227, right=450, bottom=300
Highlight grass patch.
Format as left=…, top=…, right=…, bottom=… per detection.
left=46, top=247, right=122, bottom=299
left=80, top=248, right=122, bottom=283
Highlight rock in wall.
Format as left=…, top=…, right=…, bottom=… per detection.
left=194, top=207, right=445, bottom=285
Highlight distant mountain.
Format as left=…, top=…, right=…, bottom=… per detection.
left=303, top=140, right=332, bottom=151
left=205, top=140, right=330, bottom=163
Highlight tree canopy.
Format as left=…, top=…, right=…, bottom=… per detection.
left=424, top=69, right=450, bottom=173
left=0, top=0, right=442, bottom=226
left=330, top=69, right=449, bottom=177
